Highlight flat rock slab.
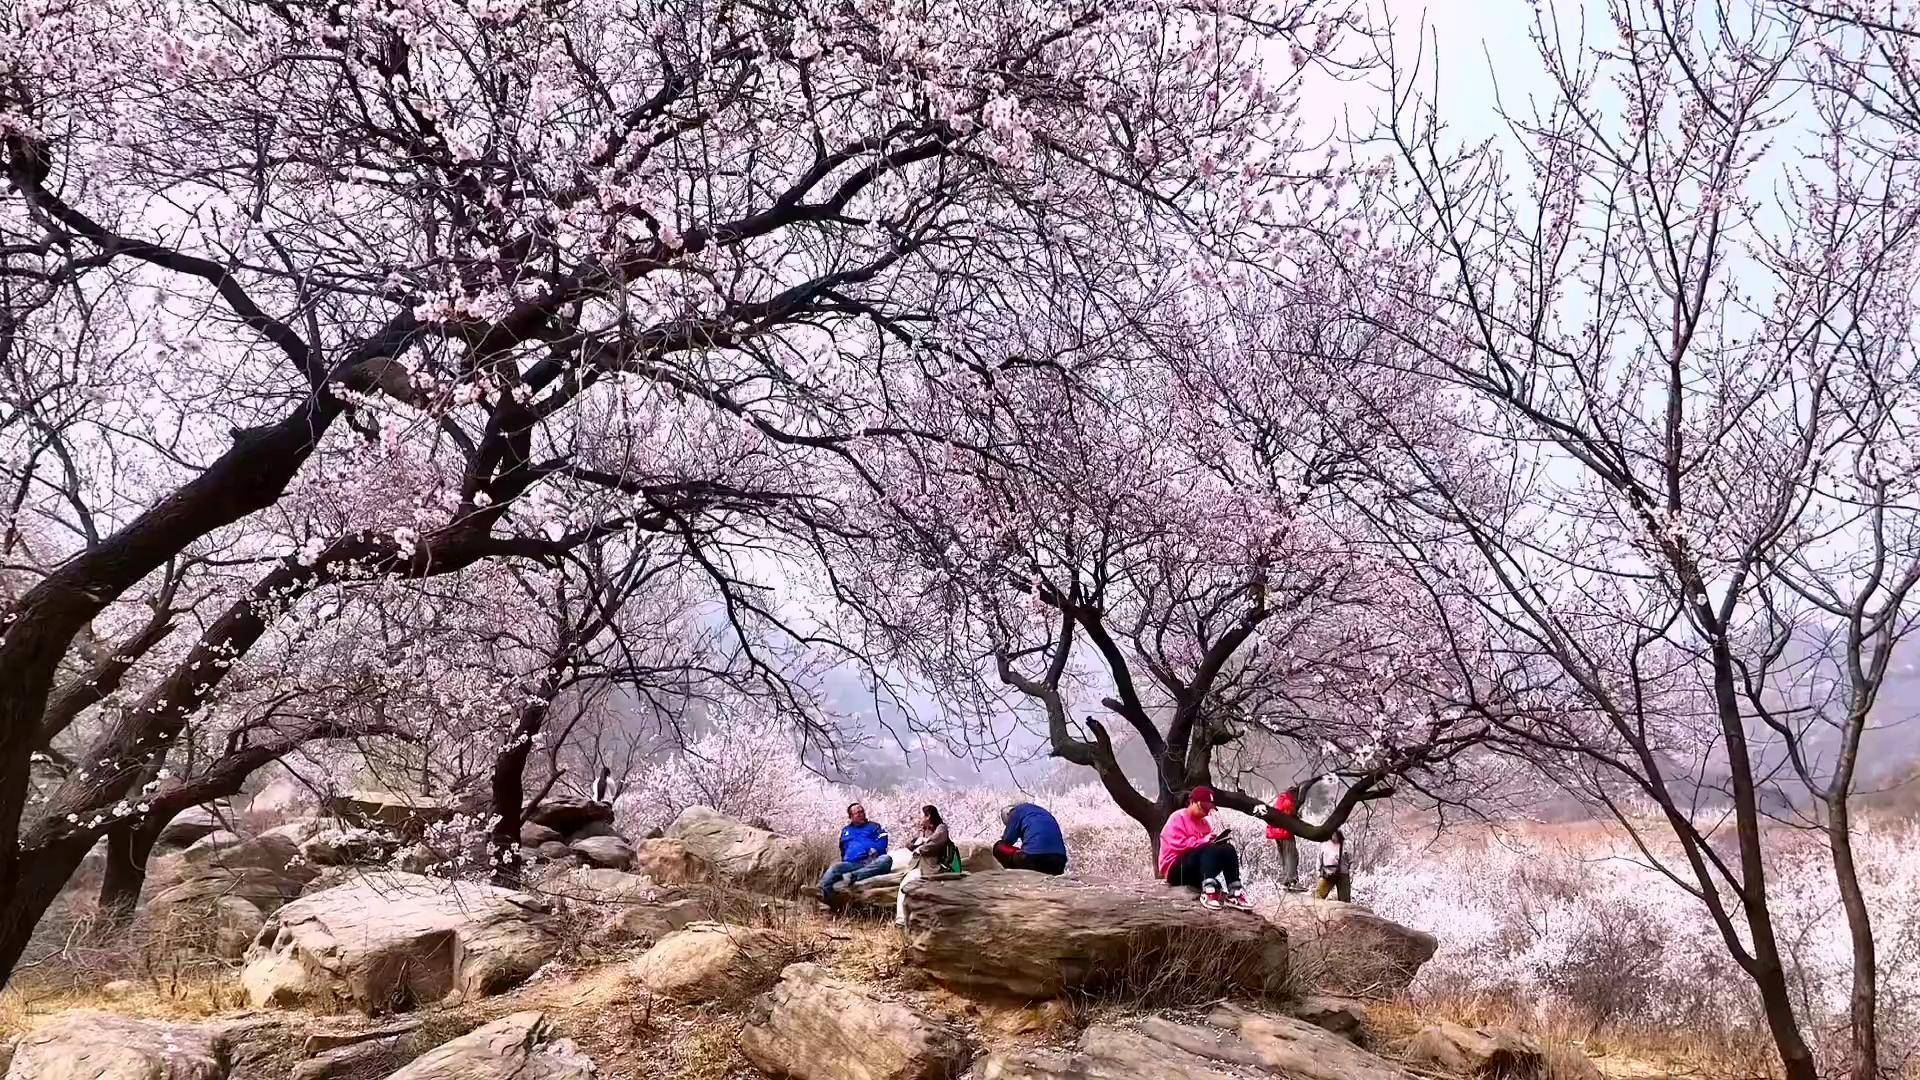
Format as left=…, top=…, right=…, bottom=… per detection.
left=902, top=872, right=1287, bottom=1000
left=741, top=962, right=971, bottom=1080
left=976, top=1006, right=1410, bottom=1080
left=383, top=1012, right=594, bottom=1080
left=240, top=871, right=556, bottom=1014
left=5, top=1012, right=289, bottom=1080
left=1405, top=1021, right=1546, bottom=1078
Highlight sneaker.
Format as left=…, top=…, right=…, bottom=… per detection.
left=1200, top=890, right=1227, bottom=910
left=1228, top=889, right=1255, bottom=910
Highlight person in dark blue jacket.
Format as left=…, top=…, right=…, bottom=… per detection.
left=820, top=802, right=892, bottom=906
left=994, top=802, right=1068, bottom=875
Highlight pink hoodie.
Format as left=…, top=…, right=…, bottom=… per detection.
left=1157, top=807, right=1215, bottom=880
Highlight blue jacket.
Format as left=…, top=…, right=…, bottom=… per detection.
left=999, top=803, right=1067, bottom=858
left=839, top=820, right=889, bottom=863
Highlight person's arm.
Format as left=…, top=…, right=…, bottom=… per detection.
left=999, top=809, right=1020, bottom=847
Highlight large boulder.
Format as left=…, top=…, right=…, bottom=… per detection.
left=567, top=835, right=634, bottom=871
left=290, top=1021, right=423, bottom=1080
left=519, top=822, right=563, bottom=848
left=631, top=838, right=711, bottom=884
left=4, top=1013, right=288, bottom=1080
left=665, top=807, right=831, bottom=897
left=183, top=831, right=308, bottom=876
left=629, top=922, right=790, bottom=1003
left=1405, top=1022, right=1546, bottom=1079
left=742, top=963, right=970, bottom=1080
left=597, top=898, right=708, bottom=945
left=1284, top=996, right=1370, bottom=1044
left=976, top=1006, right=1410, bottom=1080
left=5, top=1013, right=225, bottom=1080
left=324, top=791, right=454, bottom=838
left=300, top=829, right=399, bottom=868
left=383, top=1013, right=594, bottom=1080
left=1268, top=899, right=1437, bottom=997
left=546, top=867, right=658, bottom=905
left=241, top=871, right=557, bottom=1013
left=901, top=873, right=1287, bottom=1000
left=150, top=860, right=317, bottom=959
left=525, top=797, right=614, bottom=835
left=155, top=805, right=229, bottom=851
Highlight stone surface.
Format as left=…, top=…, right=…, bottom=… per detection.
left=324, top=791, right=454, bottom=838
left=568, top=835, right=634, bottom=870
left=5, top=1013, right=226, bottom=1080
left=520, top=822, right=563, bottom=848
left=547, top=868, right=658, bottom=904
left=100, top=979, right=137, bottom=1000
left=382, top=1012, right=594, bottom=1080
left=901, top=872, right=1287, bottom=1000
left=156, top=806, right=228, bottom=850
left=631, top=837, right=711, bottom=884
left=740, top=962, right=970, bottom=1080
left=665, top=807, right=830, bottom=897
left=630, top=922, right=790, bottom=1003
left=1405, top=1022, right=1545, bottom=1079
left=976, top=1007, right=1410, bottom=1080
left=290, top=1024, right=425, bottom=1080
left=151, top=864, right=314, bottom=915
left=1284, top=996, right=1369, bottom=1044
left=241, top=871, right=556, bottom=1014
left=183, top=832, right=308, bottom=876
left=536, top=841, right=573, bottom=862
left=596, top=898, right=707, bottom=945
left=300, top=829, right=398, bottom=868
left=565, top=819, right=618, bottom=841
left=180, top=830, right=242, bottom=859
left=1268, top=899, right=1437, bottom=997
left=525, top=797, right=614, bottom=834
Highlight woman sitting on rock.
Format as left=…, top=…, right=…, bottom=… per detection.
left=896, top=804, right=954, bottom=927
left=1157, top=786, right=1252, bottom=910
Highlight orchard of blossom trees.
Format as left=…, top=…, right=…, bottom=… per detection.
left=5, top=0, right=1920, bottom=1077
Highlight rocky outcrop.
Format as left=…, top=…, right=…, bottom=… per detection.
left=665, top=807, right=831, bottom=897
left=156, top=805, right=229, bottom=850
left=5, top=1012, right=227, bottom=1080
left=520, top=822, right=563, bottom=848
left=150, top=842, right=319, bottom=959
left=901, top=873, right=1287, bottom=1000
left=1284, top=996, right=1369, bottom=1044
left=289, top=1022, right=424, bottom=1080
left=597, top=897, right=708, bottom=945
left=631, top=838, right=711, bottom=884
left=976, top=1006, right=1410, bottom=1080
left=525, top=798, right=614, bottom=834
left=324, top=791, right=454, bottom=838
left=1405, top=1022, right=1546, bottom=1079
left=630, top=922, right=791, bottom=1003
left=382, top=1013, right=595, bottom=1080
left=568, top=835, right=634, bottom=870
left=300, top=829, right=399, bottom=868
left=241, top=872, right=556, bottom=1013
left=4, top=1013, right=288, bottom=1080
left=1268, top=899, right=1436, bottom=997
left=741, top=963, right=970, bottom=1080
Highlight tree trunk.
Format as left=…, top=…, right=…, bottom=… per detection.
left=96, top=809, right=174, bottom=931
left=1709, top=645, right=1819, bottom=1080
left=1829, top=797, right=1879, bottom=1080
left=0, top=835, right=104, bottom=983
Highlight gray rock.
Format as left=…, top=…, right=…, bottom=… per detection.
left=519, top=822, right=563, bottom=848
left=665, top=807, right=831, bottom=897
left=567, top=835, right=633, bottom=871
left=240, top=871, right=556, bottom=1014
left=381, top=1012, right=594, bottom=1080
left=901, top=873, right=1288, bottom=1000
left=525, top=797, right=613, bottom=835
left=976, top=1005, right=1411, bottom=1080
left=740, top=963, right=970, bottom=1080
left=1268, top=898, right=1438, bottom=997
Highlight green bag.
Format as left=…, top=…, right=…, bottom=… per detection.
left=944, top=842, right=965, bottom=874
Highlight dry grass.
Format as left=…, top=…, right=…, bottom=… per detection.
left=1370, top=993, right=1782, bottom=1080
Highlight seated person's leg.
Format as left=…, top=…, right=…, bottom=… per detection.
left=820, top=860, right=853, bottom=900
left=1169, top=848, right=1205, bottom=890
left=849, top=852, right=895, bottom=883
left=992, top=842, right=1027, bottom=870
left=1029, top=853, right=1067, bottom=876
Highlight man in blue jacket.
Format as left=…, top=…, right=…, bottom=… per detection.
left=994, top=802, right=1068, bottom=875
left=820, top=802, right=892, bottom=906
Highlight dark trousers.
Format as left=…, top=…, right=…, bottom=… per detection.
left=1168, top=841, right=1241, bottom=890
left=993, top=843, right=1067, bottom=875
left=1315, top=872, right=1351, bottom=902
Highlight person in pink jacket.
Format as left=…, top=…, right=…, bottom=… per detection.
left=1156, top=786, right=1252, bottom=910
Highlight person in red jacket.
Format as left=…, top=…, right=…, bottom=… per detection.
left=1266, top=784, right=1303, bottom=891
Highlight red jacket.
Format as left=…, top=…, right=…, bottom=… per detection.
left=1265, top=790, right=1298, bottom=841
